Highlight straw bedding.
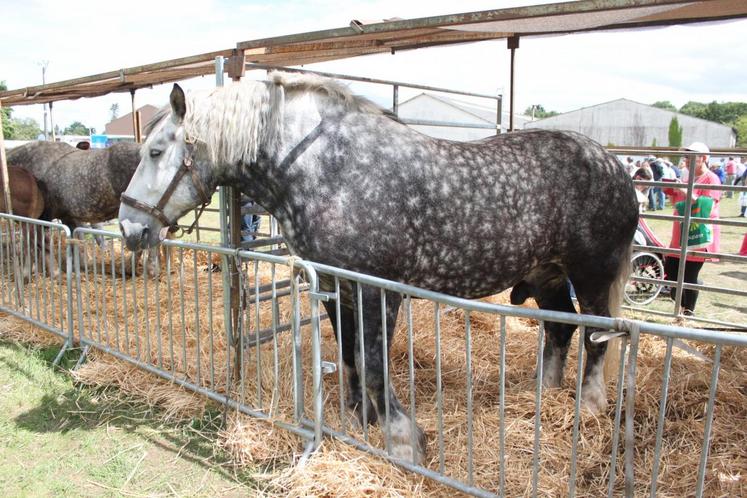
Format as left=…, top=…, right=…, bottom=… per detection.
left=0, top=244, right=744, bottom=497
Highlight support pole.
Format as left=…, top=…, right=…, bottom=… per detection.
left=0, top=101, right=26, bottom=307
left=225, top=49, right=246, bottom=392
left=507, top=36, right=519, bottom=132
left=392, top=84, right=399, bottom=116
left=49, top=101, right=56, bottom=141
left=0, top=100, right=12, bottom=215
left=495, top=94, right=503, bottom=135
left=130, top=90, right=142, bottom=143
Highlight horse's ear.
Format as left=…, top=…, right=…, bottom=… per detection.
left=169, top=84, right=187, bottom=123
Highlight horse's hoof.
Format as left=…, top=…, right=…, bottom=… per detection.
left=389, top=418, right=426, bottom=466
left=541, top=368, right=563, bottom=389
left=580, top=382, right=607, bottom=415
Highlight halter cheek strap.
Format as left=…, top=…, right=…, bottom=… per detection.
left=120, top=144, right=212, bottom=234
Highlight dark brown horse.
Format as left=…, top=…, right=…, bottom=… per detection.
left=0, top=165, right=45, bottom=218
left=0, top=165, right=47, bottom=279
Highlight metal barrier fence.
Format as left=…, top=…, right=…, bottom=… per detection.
left=68, top=225, right=325, bottom=450
left=1, top=213, right=745, bottom=496
left=0, top=214, right=73, bottom=364
left=304, top=260, right=747, bottom=497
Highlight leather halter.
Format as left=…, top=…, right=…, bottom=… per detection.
left=120, top=143, right=211, bottom=234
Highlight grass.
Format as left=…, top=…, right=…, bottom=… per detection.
left=0, top=340, right=263, bottom=497
left=630, top=194, right=747, bottom=326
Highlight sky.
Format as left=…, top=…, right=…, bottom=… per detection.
left=2, top=0, right=747, bottom=135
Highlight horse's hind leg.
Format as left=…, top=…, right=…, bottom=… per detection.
left=356, top=286, right=425, bottom=464
left=572, top=278, right=615, bottom=414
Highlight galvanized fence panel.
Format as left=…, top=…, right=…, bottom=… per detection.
left=304, top=260, right=747, bottom=497
left=2, top=216, right=745, bottom=496
left=70, top=226, right=323, bottom=445
left=0, top=213, right=73, bottom=362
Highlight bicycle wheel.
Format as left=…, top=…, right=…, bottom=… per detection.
left=624, top=252, right=665, bottom=306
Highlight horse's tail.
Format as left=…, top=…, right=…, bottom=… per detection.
left=603, top=241, right=633, bottom=382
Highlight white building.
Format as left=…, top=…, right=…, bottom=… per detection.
left=524, top=98, right=735, bottom=148
left=397, top=93, right=532, bottom=141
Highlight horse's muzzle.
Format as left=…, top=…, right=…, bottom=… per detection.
left=120, top=220, right=151, bottom=252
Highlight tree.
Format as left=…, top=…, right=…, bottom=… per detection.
left=679, top=101, right=747, bottom=125
left=734, top=115, right=747, bottom=148
left=9, top=117, right=42, bottom=140
left=109, top=103, right=119, bottom=122
left=679, top=101, right=708, bottom=119
left=0, top=81, right=13, bottom=139
left=63, top=121, right=93, bottom=136
left=652, top=101, right=677, bottom=112
left=523, top=104, right=559, bottom=119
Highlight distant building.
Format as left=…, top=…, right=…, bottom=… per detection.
left=104, top=104, right=160, bottom=137
left=524, top=98, right=735, bottom=148
left=397, top=93, right=531, bottom=141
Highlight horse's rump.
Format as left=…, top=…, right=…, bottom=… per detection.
left=0, top=166, right=45, bottom=219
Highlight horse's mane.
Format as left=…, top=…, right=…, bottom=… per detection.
left=269, top=71, right=385, bottom=116
left=147, top=72, right=387, bottom=170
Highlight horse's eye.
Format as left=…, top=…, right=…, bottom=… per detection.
left=149, top=149, right=162, bottom=158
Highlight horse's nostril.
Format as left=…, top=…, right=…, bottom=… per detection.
left=141, top=226, right=150, bottom=244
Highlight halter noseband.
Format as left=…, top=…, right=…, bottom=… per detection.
left=120, top=142, right=211, bottom=235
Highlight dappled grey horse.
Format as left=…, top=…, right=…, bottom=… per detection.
left=7, top=141, right=167, bottom=275
left=118, top=73, right=638, bottom=464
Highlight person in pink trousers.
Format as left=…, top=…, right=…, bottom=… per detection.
left=663, top=142, right=721, bottom=315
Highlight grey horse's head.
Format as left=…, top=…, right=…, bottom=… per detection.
left=118, top=84, right=214, bottom=251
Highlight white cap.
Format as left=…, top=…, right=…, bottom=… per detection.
left=684, top=141, right=710, bottom=154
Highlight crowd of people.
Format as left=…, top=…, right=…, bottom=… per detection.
left=626, top=142, right=747, bottom=316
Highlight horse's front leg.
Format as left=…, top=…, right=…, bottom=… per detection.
left=356, top=287, right=426, bottom=465
left=322, top=297, right=377, bottom=427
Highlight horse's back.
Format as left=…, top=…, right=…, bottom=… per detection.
left=297, top=123, right=637, bottom=296
left=6, top=141, right=141, bottom=224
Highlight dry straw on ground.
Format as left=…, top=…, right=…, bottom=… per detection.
left=1, top=242, right=745, bottom=497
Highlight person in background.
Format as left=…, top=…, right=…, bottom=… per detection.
left=663, top=142, right=721, bottom=316
left=724, top=157, right=736, bottom=198
left=647, top=156, right=664, bottom=210
left=659, top=160, right=677, bottom=208
left=710, top=160, right=725, bottom=185
left=632, top=167, right=652, bottom=213
left=240, top=195, right=261, bottom=242
left=669, top=158, right=681, bottom=179
left=625, top=156, right=636, bottom=176
left=737, top=166, right=747, bottom=217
